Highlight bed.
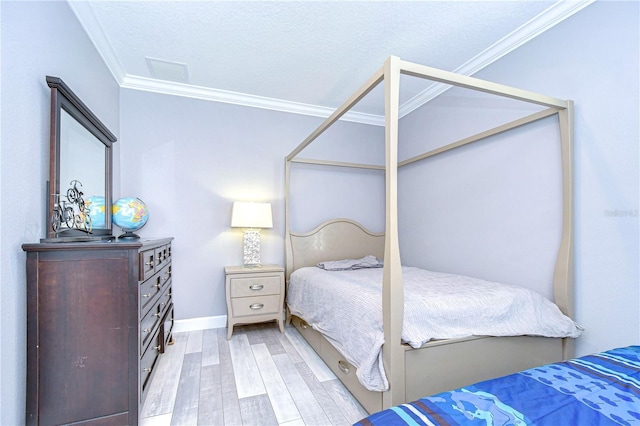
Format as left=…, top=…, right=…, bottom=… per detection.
left=284, top=56, right=576, bottom=413
left=355, top=345, right=640, bottom=425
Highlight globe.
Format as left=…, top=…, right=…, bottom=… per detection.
left=112, top=197, right=149, bottom=239
left=85, top=195, right=106, bottom=229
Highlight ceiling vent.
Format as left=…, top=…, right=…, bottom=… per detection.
left=145, top=57, right=190, bottom=84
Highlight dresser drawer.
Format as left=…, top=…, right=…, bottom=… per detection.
left=155, top=245, right=171, bottom=269
left=231, top=294, right=280, bottom=317
left=159, top=285, right=172, bottom=315
left=140, top=330, right=162, bottom=397
left=140, top=248, right=157, bottom=281
left=140, top=303, right=162, bottom=353
left=139, top=264, right=171, bottom=316
left=230, top=275, right=281, bottom=298
left=160, top=303, right=174, bottom=353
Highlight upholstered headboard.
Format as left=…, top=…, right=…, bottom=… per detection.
left=285, top=218, right=384, bottom=281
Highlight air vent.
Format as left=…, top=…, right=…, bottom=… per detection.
left=145, top=57, right=189, bottom=84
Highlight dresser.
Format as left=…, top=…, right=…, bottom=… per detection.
left=225, top=265, right=285, bottom=339
left=22, top=237, right=173, bottom=425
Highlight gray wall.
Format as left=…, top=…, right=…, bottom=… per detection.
left=466, top=0, right=639, bottom=357
left=0, top=2, right=120, bottom=423
left=399, top=1, right=639, bottom=356
left=118, top=89, right=385, bottom=320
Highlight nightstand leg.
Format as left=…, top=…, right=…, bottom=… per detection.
left=278, top=319, right=284, bottom=334
left=227, top=325, right=233, bottom=340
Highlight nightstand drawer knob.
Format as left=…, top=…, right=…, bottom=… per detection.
left=249, top=303, right=264, bottom=310
left=338, top=360, right=350, bottom=374
left=249, top=284, right=264, bottom=291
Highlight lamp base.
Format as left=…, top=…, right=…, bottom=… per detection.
left=242, top=229, right=261, bottom=266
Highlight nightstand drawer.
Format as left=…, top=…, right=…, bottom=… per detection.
left=230, top=275, right=281, bottom=298
left=231, top=294, right=281, bottom=317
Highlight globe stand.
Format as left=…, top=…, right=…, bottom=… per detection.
left=112, top=197, right=149, bottom=241
left=117, top=231, right=141, bottom=240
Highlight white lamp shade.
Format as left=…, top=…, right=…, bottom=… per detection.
left=231, top=202, right=273, bottom=229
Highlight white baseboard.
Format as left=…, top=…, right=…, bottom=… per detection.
left=173, top=315, right=226, bottom=333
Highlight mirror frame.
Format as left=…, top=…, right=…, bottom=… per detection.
left=45, top=76, right=117, bottom=240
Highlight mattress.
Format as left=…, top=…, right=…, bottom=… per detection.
left=355, top=345, right=640, bottom=425
left=287, top=266, right=582, bottom=392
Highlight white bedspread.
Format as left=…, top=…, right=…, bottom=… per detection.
left=286, top=266, right=582, bottom=392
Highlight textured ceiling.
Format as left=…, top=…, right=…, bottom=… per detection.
left=69, top=1, right=593, bottom=122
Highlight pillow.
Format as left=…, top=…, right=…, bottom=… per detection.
left=316, top=255, right=383, bottom=271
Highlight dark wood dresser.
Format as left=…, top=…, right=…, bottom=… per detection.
left=22, top=237, right=174, bottom=425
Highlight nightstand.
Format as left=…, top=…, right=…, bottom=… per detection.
left=225, top=264, right=285, bottom=340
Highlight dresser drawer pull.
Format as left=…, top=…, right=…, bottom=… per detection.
left=143, top=328, right=151, bottom=333
left=154, top=345, right=161, bottom=351
left=155, top=283, right=162, bottom=289
left=249, top=284, right=264, bottom=291
left=143, top=367, right=152, bottom=372
left=300, top=320, right=308, bottom=330
left=145, top=260, right=154, bottom=266
left=338, top=360, right=350, bottom=375
left=142, top=293, right=152, bottom=298
left=154, top=313, right=161, bottom=318
left=249, top=303, right=264, bottom=310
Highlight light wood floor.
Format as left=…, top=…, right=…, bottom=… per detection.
left=140, top=323, right=368, bottom=426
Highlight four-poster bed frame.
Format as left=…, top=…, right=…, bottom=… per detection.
left=284, top=56, right=574, bottom=413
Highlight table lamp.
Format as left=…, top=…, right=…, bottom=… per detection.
left=231, top=201, right=273, bottom=267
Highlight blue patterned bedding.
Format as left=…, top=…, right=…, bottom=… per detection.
left=355, top=346, right=640, bottom=425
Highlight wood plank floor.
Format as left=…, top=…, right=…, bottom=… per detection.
left=140, top=323, right=368, bottom=425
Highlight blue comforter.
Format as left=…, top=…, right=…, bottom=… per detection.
left=355, top=346, right=640, bottom=425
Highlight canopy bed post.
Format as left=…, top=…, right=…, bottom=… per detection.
left=554, top=100, right=575, bottom=359
left=284, top=157, right=292, bottom=322
left=382, top=55, right=405, bottom=409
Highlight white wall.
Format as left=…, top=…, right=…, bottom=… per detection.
left=472, top=0, right=639, bottom=357
left=399, top=104, right=562, bottom=300
left=118, top=89, right=384, bottom=321
left=0, top=2, right=119, bottom=423
left=398, top=2, right=640, bottom=355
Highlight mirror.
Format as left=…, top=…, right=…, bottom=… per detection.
left=44, top=76, right=117, bottom=241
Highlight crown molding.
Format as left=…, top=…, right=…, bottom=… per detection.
left=399, top=0, right=595, bottom=118
left=70, top=0, right=594, bottom=126
left=121, top=75, right=385, bottom=126
left=67, top=1, right=126, bottom=85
